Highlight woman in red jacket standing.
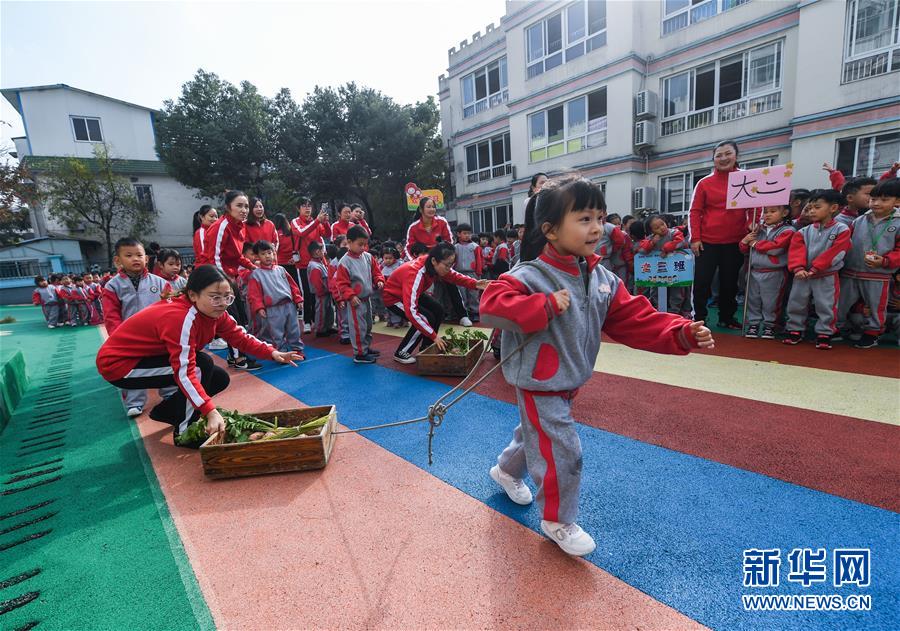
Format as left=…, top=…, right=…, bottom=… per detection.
left=96, top=265, right=301, bottom=445
left=192, top=205, right=218, bottom=262
left=292, top=198, right=332, bottom=334
left=244, top=197, right=279, bottom=250
left=688, top=140, right=751, bottom=328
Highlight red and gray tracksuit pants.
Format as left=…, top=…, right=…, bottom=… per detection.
left=746, top=269, right=789, bottom=328
left=256, top=301, right=303, bottom=353
left=314, top=293, right=334, bottom=334
left=837, top=276, right=891, bottom=336
left=786, top=272, right=840, bottom=336
left=346, top=299, right=373, bottom=356
left=497, top=388, right=582, bottom=524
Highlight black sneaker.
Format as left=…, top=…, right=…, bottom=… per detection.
left=339, top=337, right=351, bottom=345
left=815, top=335, right=832, bottom=350
left=744, top=324, right=759, bottom=338
left=718, top=319, right=742, bottom=330
left=393, top=350, right=415, bottom=364
left=760, top=326, right=776, bottom=339
left=854, top=334, right=879, bottom=349
left=353, top=354, right=376, bottom=364
left=367, top=349, right=381, bottom=356
left=782, top=331, right=802, bottom=345
left=233, top=358, right=263, bottom=371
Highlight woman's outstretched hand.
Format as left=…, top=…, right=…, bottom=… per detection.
left=690, top=320, right=715, bottom=349
left=205, top=408, right=226, bottom=435
left=272, top=350, right=304, bottom=366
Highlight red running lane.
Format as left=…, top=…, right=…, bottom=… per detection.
left=308, top=332, right=900, bottom=513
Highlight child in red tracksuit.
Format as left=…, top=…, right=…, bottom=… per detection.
left=330, top=246, right=350, bottom=344
left=308, top=242, right=336, bottom=336
left=32, top=276, right=60, bottom=328
left=334, top=226, right=385, bottom=363
left=638, top=214, right=691, bottom=316
left=247, top=240, right=304, bottom=354
left=480, top=176, right=714, bottom=557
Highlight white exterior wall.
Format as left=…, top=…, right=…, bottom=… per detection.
left=18, top=88, right=157, bottom=160
left=440, top=0, right=900, bottom=227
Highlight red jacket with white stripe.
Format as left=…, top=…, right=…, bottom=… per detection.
left=96, top=295, right=274, bottom=416
left=199, top=214, right=256, bottom=277
left=788, top=220, right=851, bottom=276
left=193, top=228, right=206, bottom=260
left=244, top=219, right=279, bottom=252
left=404, top=217, right=453, bottom=259
left=291, top=216, right=332, bottom=269
left=382, top=255, right=477, bottom=341
left=689, top=167, right=751, bottom=244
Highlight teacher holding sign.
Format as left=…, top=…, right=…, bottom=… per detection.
left=689, top=140, right=751, bottom=329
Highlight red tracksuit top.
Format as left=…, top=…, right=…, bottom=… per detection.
left=829, top=166, right=898, bottom=224
left=275, top=229, right=296, bottom=266
left=689, top=167, right=751, bottom=244
left=96, top=295, right=274, bottom=416
left=330, top=219, right=353, bottom=240
left=308, top=260, right=330, bottom=297
left=382, top=255, right=477, bottom=341
left=291, top=216, right=332, bottom=268
left=199, top=214, right=256, bottom=277
left=193, top=228, right=206, bottom=260
left=247, top=264, right=303, bottom=314
left=404, top=216, right=453, bottom=259
left=244, top=219, right=279, bottom=251
left=639, top=227, right=687, bottom=254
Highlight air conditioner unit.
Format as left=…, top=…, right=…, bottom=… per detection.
left=634, top=121, right=657, bottom=149
left=634, top=90, right=658, bottom=120
left=633, top=187, right=656, bottom=212
left=455, top=161, right=465, bottom=173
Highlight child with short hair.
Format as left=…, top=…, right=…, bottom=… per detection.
left=308, top=242, right=336, bottom=336
left=330, top=245, right=350, bottom=344
left=481, top=176, right=713, bottom=556
left=783, top=189, right=851, bottom=349
left=739, top=205, right=795, bottom=338
left=638, top=214, right=691, bottom=316
left=247, top=240, right=304, bottom=356
left=453, top=223, right=483, bottom=322
left=156, top=248, right=187, bottom=293
left=102, top=237, right=171, bottom=416
left=335, top=226, right=385, bottom=363
left=88, top=273, right=104, bottom=322
left=32, top=276, right=60, bottom=328
left=70, top=276, right=92, bottom=326
left=379, top=246, right=404, bottom=328
left=836, top=178, right=900, bottom=348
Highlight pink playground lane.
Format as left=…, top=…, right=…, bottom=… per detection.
left=134, top=359, right=705, bottom=630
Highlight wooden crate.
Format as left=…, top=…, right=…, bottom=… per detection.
left=199, top=405, right=337, bottom=479
left=415, top=340, right=484, bottom=377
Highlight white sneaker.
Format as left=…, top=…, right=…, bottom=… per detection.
left=207, top=338, right=228, bottom=350
left=490, top=465, right=533, bottom=505
left=540, top=520, right=596, bottom=557
left=460, top=317, right=473, bottom=327
left=303, top=323, right=312, bottom=334
left=126, top=407, right=143, bottom=418
left=393, top=350, right=416, bottom=364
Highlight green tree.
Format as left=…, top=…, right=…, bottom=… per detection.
left=43, top=145, right=156, bottom=265
left=155, top=69, right=274, bottom=198
left=0, top=142, right=39, bottom=246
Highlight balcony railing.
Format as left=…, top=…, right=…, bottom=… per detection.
left=463, top=89, right=509, bottom=118
left=467, top=162, right=512, bottom=184
left=842, top=47, right=900, bottom=83
left=661, top=90, right=781, bottom=137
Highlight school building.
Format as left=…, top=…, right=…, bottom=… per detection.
left=437, top=0, right=900, bottom=231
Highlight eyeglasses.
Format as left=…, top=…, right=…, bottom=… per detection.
left=207, top=293, right=236, bottom=306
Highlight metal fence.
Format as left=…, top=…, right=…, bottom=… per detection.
left=0, top=259, right=87, bottom=280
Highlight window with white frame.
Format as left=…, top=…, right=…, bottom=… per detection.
left=134, top=184, right=155, bottom=212
left=71, top=116, right=103, bottom=142
left=528, top=87, right=607, bottom=162
left=525, top=1, right=606, bottom=79
left=469, top=203, right=512, bottom=234
left=659, top=169, right=712, bottom=218
left=462, top=57, right=508, bottom=118
left=465, top=132, right=512, bottom=184
left=662, top=0, right=750, bottom=35
left=843, top=0, right=900, bottom=82
left=661, top=40, right=783, bottom=137
left=739, top=156, right=776, bottom=170
left=835, top=131, right=900, bottom=177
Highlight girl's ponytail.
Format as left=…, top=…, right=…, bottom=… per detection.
left=520, top=193, right=543, bottom=262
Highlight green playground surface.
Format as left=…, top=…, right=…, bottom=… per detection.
left=0, top=305, right=212, bottom=631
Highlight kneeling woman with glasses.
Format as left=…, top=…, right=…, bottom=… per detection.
left=96, top=265, right=302, bottom=444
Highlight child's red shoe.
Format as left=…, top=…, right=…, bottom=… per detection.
left=782, top=331, right=802, bottom=345
left=815, top=335, right=832, bottom=350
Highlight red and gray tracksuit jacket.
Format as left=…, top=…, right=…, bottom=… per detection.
left=689, top=167, right=751, bottom=244
left=479, top=246, right=699, bottom=392
left=334, top=251, right=385, bottom=301
left=96, top=295, right=274, bottom=416
left=101, top=270, right=171, bottom=335
left=382, top=255, right=477, bottom=341
left=404, top=216, right=453, bottom=259
left=307, top=260, right=331, bottom=297
left=788, top=220, right=851, bottom=276
left=829, top=167, right=898, bottom=227
left=159, top=273, right=187, bottom=293
left=247, top=264, right=303, bottom=314
left=639, top=226, right=689, bottom=256
left=33, top=285, right=58, bottom=306
left=454, top=241, right=483, bottom=276
left=199, top=214, right=256, bottom=277
left=595, top=222, right=631, bottom=271
left=844, top=210, right=900, bottom=280
left=291, top=216, right=332, bottom=269
left=739, top=224, right=796, bottom=270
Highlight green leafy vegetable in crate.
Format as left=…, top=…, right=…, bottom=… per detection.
left=438, top=328, right=488, bottom=355
left=175, top=408, right=330, bottom=447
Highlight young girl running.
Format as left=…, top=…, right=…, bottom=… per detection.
left=480, top=176, right=714, bottom=557
left=739, top=206, right=795, bottom=339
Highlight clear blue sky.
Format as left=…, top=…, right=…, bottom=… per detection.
left=0, top=0, right=507, bottom=150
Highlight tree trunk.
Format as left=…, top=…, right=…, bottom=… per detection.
left=105, top=229, right=113, bottom=268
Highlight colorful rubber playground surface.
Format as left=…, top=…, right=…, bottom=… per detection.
left=1, top=303, right=898, bottom=630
